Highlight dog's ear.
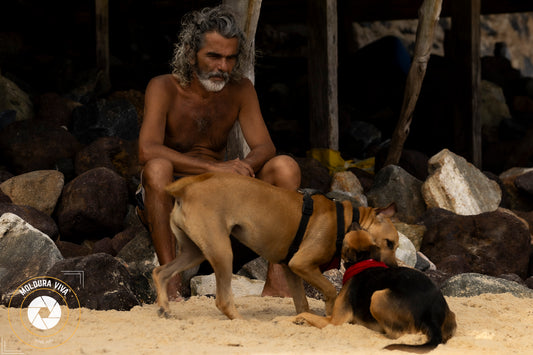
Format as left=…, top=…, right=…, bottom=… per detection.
left=374, top=202, right=396, bottom=218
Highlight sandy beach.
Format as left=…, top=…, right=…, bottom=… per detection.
left=1, top=292, right=532, bottom=354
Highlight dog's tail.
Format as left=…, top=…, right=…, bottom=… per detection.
left=383, top=304, right=456, bottom=353
left=165, top=173, right=215, bottom=197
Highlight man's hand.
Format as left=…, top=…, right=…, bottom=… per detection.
left=212, top=158, right=255, bottom=177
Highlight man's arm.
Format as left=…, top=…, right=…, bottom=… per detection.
left=237, top=79, right=277, bottom=173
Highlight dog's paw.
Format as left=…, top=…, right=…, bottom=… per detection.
left=157, top=307, right=173, bottom=319
left=292, top=316, right=308, bottom=325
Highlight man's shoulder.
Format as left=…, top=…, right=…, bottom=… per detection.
left=228, top=77, right=255, bottom=96
left=149, top=74, right=179, bottom=86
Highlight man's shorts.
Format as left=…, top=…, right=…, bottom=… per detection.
left=135, top=172, right=183, bottom=211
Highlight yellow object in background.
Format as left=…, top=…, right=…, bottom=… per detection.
left=307, top=148, right=375, bottom=174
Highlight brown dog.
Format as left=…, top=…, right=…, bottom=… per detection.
left=152, top=172, right=399, bottom=320
left=295, top=229, right=456, bottom=352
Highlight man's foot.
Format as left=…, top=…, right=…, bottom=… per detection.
left=167, top=273, right=184, bottom=301
left=261, top=263, right=292, bottom=297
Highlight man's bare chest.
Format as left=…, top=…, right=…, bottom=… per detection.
left=165, top=97, right=239, bottom=152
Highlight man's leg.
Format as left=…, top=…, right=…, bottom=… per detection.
left=140, top=158, right=183, bottom=300
left=257, top=155, right=301, bottom=297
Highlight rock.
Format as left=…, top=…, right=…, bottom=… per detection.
left=395, top=233, right=417, bottom=268
left=116, top=229, right=158, bottom=304
left=55, top=240, right=91, bottom=258
left=421, top=208, right=531, bottom=279
left=0, top=213, right=63, bottom=305
left=70, top=98, right=140, bottom=145
left=0, top=120, right=83, bottom=175
left=0, top=170, right=14, bottom=184
left=92, top=237, right=115, bottom=255
left=191, top=273, right=265, bottom=298
left=415, top=252, right=436, bottom=272
left=392, top=222, right=425, bottom=250
left=0, top=109, right=16, bottom=130
left=44, top=253, right=141, bottom=310
left=0, top=203, right=59, bottom=239
left=34, top=92, right=82, bottom=127
left=237, top=257, right=268, bottom=281
left=514, top=170, right=533, bottom=196
left=375, top=148, right=429, bottom=182
left=499, top=167, right=533, bottom=211
left=479, top=80, right=512, bottom=142
left=304, top=269, right=343, bottom=300
left=330, top=171, right=367, bottom=206
left=0, top=74, right=33, bottom=122
left=422, top=149, right=501, bottom=215
left=74, top=136, right=140, bottom=179
left=0, top=170, right=64, bottom=215
left=56, top=167, right=129, bottom=243
left=441, top=273, right=533, bottom=298
left=347, top=167, right=374, bottom=192
left=295, top=156, right=331, bottom=192
left=367, top=165, right=426, bottom=223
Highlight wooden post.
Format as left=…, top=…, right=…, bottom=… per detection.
left=223, top=0, right=262, bottom=159
left=384, top=0, right=443, bottom=166
left=450, top=0, right=482, bottom=167
left=307, top=0, right=338, bottom=150
left=95, top=0, right=111, bottom=92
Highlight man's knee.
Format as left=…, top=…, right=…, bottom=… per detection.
left=142, top=158, right=174, bottom=191
left=259, top=155, right=301, bottom=190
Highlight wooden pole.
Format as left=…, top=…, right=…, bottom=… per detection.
left=95, top=0, right=111, bottom=92
left=384, top=0, right=442, bottom=166
left=224, top=0, right=262, bottom=159
left=307, top=0, right=339, bottom=150
left=450, top=0, right=482, bottom=167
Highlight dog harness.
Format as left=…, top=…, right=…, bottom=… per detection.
left=342, top=259, right=389, bottom=285
left=281, top=191, right=360, bottom=266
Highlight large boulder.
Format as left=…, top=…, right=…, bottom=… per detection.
left=45, top=253, right=141, bottom=310
left=420, top=208, right=531, bottom=279
left=0, top=213, right=63, bottom=305
left=56, top=167, right=128, bottom=243
left=0, top=170, right=64, bottom=215
left=0, top=120, right=83, bottom=174
left=422, top=149, right=501, bottom=215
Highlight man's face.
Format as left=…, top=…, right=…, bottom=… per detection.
left=195, top=31, right=239, bottom=92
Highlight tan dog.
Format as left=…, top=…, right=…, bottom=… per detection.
left=152, top=172, right=399, bottom=320
left=295, top=229, right=456, bottom=352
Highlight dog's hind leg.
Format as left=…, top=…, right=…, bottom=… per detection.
left=153, top=230, right=205, bottom=318
left=199, top=230, right=242, bottom=320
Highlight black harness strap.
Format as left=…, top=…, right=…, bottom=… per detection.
left=335, top=201, right=345, bottom=253
left=282, top=192, right=313, bottom=264
left=282, top=194, right=362, bottom=266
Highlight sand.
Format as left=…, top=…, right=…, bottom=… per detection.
left=1, top=293, right=532, bottom=354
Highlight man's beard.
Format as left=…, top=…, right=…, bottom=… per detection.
left=196, top=69, right=230, bottom=92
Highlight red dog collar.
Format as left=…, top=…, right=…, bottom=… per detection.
left=343, top=259, right=388, bottom=285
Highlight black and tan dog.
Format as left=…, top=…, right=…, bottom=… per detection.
left=152, top=172, right=399, bottom=320
left=295, top=229, right=457, bottom=352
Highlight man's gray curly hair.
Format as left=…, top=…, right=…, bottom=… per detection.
left=170, top=5, right=250, bottom=86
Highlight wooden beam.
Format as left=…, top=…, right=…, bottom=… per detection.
left=450, top=0, right=482, bottom=167
left=307, top=0, right=338, bottom=150
left=385, top=0, right=443, bottom=167
left=224, top=0, right=262, bottom=159
left=95, top=0, right=111, bottom=92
